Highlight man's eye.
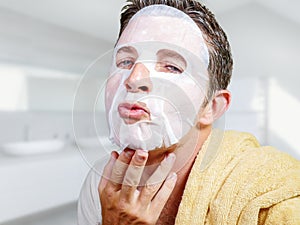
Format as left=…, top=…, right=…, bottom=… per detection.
left=117, top=59, right=134, bottom=69
left=165, top=65, right=182, bottom=74
left=156, top=62, right=183, bottom=74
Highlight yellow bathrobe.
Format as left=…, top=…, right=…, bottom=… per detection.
left=175, top=130, right=300, bottom=225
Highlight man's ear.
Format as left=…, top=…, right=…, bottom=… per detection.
left=198, top=90, right=231, bottom=125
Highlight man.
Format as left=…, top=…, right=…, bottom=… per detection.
left=78, top=0, right=300, bottom=224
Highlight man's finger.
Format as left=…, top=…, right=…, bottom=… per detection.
left=106, top=149, right=135, bottom=191
left=99, top=151, right=118, bottom=193
left=151, top=172, right=177, bottom=213
left=120, top=150, right=148, bottom=201
left=139, top=153, right=176, bottom=204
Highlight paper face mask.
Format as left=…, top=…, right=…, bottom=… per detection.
left=105, top=5, right=210, bottom=151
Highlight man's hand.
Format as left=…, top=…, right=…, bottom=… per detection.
left=98, top=149, right=177, bottom=225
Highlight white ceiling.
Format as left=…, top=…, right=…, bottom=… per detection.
left=0, top=0, right=299, bottom=42
left=0, top=0, right=123, bottom=42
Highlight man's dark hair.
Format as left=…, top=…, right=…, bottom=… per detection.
left=118, top=0, right=233, bottom=101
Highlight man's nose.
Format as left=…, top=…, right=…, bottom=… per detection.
left=124, top=63, right=152, bottom=93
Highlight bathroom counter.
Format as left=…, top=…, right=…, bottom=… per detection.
left=0, top=145, right=108, bottom=223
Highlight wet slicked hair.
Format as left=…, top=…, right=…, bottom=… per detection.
left=118, top=0, right=233, bottom=101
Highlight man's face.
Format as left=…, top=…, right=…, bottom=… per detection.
left=105, top=15, right=209, bottom=151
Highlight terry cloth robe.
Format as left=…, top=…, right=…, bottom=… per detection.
left=77, top=130, right=300, bottom=225
left=175, top=130, right=300, bottom=225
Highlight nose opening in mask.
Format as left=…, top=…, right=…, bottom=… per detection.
left=124, top=62, right=153, bottom=93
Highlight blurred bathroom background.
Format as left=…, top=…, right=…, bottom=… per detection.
left=0, top=0, right=299, bottom=224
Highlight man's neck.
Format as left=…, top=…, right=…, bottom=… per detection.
left=156, top=125, right=212, bottom=224
left=145, top=124, right=212, bottom=175
left=171, top=124, right=212, bottom=174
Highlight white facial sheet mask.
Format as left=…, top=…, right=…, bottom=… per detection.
left=106, top=5, right=210, bottom=151
left=117, top=5, right=209, bottom=67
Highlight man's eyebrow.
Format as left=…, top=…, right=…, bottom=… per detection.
left=116, top=46, right=137, bottom=55
left=157, top=49, right=187, bottom=66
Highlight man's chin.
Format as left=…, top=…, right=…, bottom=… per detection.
left=125, top=142, right=178, bottom=153
left=122, top=117, right=151, bottom=125
left=111, top=117, right=179, bottom=151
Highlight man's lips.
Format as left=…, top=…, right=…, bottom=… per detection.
left=118, top=102, right=150, bottom=123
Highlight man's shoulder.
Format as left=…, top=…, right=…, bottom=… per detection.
left=218, top=129, right=299, bottom=164
left=199, top=129, right=300, bottom=193
left=193, top=130, right=300, bottom=223
left=264, top=197, right=300, bottom=224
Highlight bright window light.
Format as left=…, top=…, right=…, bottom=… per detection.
left=0, top=63, right=80, bottom=112
left=269, top=78, right=300, bottom=156
left=0, top=66, right=28, bottom=111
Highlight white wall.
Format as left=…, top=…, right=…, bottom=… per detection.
left=0, top=7, right=113, bottom=74
left=217, top=3, right=300, bottom=159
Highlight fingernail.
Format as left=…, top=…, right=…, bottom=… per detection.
left=110, top=151, right=118, bottom=159
left=135, top=149, right=148, bottom=162
left=125, top=150, right=134, bottom=158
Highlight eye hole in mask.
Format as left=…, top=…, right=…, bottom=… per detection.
left=115, top=46, right=187, bottom=75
